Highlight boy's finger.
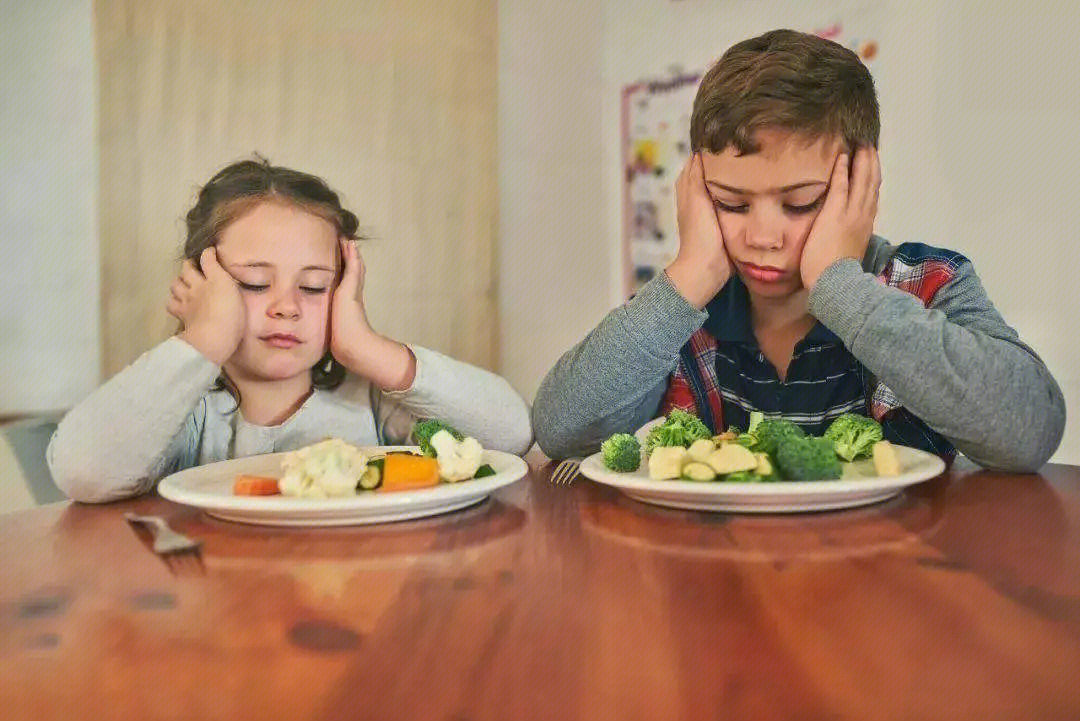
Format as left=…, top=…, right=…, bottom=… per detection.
left=848, top=147, right=870, bottom=212
left=867, top=148, right=882, bottom=214
left=824, top=152, right=849, bottom=212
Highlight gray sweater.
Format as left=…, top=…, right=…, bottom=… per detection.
left=532, top=236, right=1065, bottom=471
left=49, top=337, right=534, bottom=502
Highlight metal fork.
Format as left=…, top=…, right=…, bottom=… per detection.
left=125, top=513, right=203, bottom=572
left=549, top=458, right=582, bottom=486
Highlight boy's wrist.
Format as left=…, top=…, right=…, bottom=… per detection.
left=665, top=259, right=727, bottom=310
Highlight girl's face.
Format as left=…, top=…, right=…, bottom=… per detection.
left=700, top=128, right=842, bottom=300
left=215, top=201, right=339, bottom=385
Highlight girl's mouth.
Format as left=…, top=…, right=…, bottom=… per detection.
left=739, top=262, right=787, bottom=283
left=261, top=333, right=302, bottom=349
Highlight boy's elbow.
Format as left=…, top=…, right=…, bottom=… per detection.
left=970, top=392, right=1066, bottom=474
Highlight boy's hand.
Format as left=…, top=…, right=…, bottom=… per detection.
left=329, top=238, right=416, bottom=391
left=666, top=153, right=732, bottom=309
left=169, top=247, right=246, bottom=365
left=800, top=146, right=880, bottom=290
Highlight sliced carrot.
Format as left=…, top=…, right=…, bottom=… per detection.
left=233, top=475, right=281, bottom=496
left=379, top=453, right=440, bottom=492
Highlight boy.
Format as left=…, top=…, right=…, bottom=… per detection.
left=532, top=29, right=1064, bottom=471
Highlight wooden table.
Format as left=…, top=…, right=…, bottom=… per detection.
left=2, top=453, right=1080, bottom=720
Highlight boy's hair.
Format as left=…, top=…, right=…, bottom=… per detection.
left=690, top=29, right=879, bottom=155
left=184, top=155, right=363, bottom=392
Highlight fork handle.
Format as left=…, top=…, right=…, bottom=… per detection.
left=125, top=513, right=187, bottom=548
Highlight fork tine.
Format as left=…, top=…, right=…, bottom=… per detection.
left=550, top=459, right=581, bottom=486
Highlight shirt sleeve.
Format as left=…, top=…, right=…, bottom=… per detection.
left=46, top=336, right=218, bottom=502
left=530, top=272, right=708, bottom=460
left=371, top=345, right=534, bottom=456
left=808, top=258, right=1066, bottom=471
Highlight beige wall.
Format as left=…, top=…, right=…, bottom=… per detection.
left=97, top=0, right=497, bottom=377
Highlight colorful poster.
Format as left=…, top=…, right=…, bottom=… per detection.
left=621, top=73, right=700, bottom=296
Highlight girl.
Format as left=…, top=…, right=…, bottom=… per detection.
left=49, top=158, right=533, bottom=502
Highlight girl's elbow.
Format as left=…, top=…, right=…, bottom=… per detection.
left=47, top=441, right=142, bottom=504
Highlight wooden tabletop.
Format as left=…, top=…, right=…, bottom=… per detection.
left=2, top=453, right=1080, bottom=720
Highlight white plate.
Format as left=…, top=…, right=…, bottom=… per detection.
left=578, top=444, right=945, bottom=513
left=158, top=446, right=528, bottom=526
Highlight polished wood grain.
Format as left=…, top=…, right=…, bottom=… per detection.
left=2, top=455, right=1080, bottom=720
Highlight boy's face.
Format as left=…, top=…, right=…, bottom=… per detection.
left=700, top=128, right=842, bottom=299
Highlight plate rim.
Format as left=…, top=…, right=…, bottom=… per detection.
left=157, top=445, right=529, bottom=521
left=578, top=443, right=945, bottom=510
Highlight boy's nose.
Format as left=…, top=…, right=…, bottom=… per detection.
left=744, top=210, right=784, bottom=250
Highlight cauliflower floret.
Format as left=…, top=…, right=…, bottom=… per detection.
left=429, top=429, right=483, bottom=482
left=279, top=438, right=369, bottom=498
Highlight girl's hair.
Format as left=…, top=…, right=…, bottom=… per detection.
left=690, top=29, right=879, bottom=155
left=184, top=155, right=362, bottom=392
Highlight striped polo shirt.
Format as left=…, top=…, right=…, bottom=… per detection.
left=665, top=274, right=956, bottom=458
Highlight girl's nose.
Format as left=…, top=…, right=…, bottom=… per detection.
left=267, top=291, right=301, bottom=320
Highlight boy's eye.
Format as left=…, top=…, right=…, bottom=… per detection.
left=300, top=286, right=329, bottom=295
left=238, top=282, right=268, bottom=292
left=714, top=200, right=748, bottom=214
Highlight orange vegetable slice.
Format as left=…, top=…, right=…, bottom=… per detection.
left=233, top=475, right=281, bottom=496
left=379, top=453, right=440, bottom=492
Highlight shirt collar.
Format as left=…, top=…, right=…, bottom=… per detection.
left=702, top=276, right=843, bottom=347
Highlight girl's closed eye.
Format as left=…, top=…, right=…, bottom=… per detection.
left=300, top=286, right=328, bottom=295
left=238, top=281, right=269, bottom=292
left=783, top=195, right=825, bottom=215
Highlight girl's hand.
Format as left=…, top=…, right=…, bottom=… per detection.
left=329, top=238, right=374, bottom=362
left=329, top=239, right=417, bottom=391
left=169, top=247, right=246, bottom=365
left=665, top=153, right=732, bottom=309
left=799, top=146, right=880, bottom=291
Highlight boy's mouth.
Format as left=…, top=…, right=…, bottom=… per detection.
left=739, top=262, right=787, bottom=283
left=260, top=333, right=302, bottom=349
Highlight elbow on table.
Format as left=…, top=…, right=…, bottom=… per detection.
left=970, top=399, right=1067, bottom=474
left=46, top=437, right=144, bottom=504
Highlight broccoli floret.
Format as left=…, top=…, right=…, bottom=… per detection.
left=644, top=409, right=712, bottom=454
left=823, top=413, right=884, bottom=462
left=747, top=411, right=765, bottom=433
left=601, top=433, right=642, bottom=472
left=753, top=418, right=806, bottom=456
left=722, top=470, right=760, bottom=483
left=775, top=436, right=843, bottom=481
left=411, top=419, right=463, bottom=457
left=735, top=433, right=758, bottom=450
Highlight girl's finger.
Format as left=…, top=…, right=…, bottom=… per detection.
left=179, top=259, right=203, bottom=286
left=200, top=247, right=225, bottom=278
left=339, top=238, right=361, bottom=293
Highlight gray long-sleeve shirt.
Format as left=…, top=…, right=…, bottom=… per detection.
left=532, top=236, right=1065, bottom=472
left=48, top=337, right=534, bottom=502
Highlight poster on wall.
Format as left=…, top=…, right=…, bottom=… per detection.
left=620, top=14, right=881, bottom=297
